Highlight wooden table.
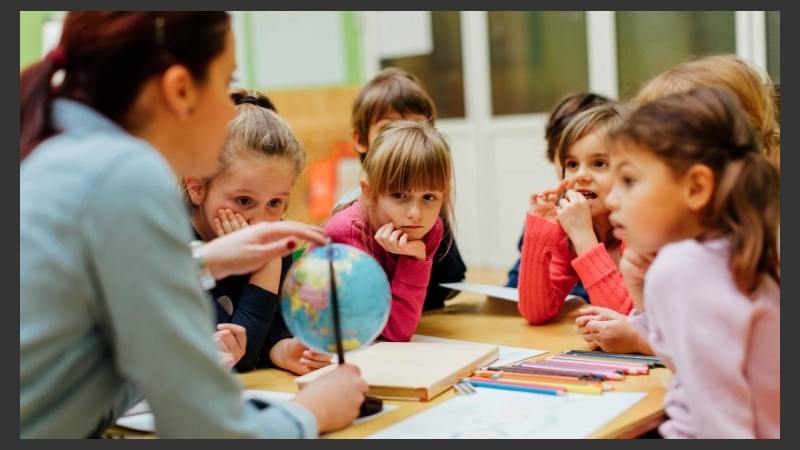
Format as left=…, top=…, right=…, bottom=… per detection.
left=108, top=270, right=669, bottom=439
left=239, top=292, right=669, bottom=439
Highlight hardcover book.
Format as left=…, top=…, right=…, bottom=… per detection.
left=294, top=341, right=500, bottom=402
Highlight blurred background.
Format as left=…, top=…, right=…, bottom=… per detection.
left=20, top=11, right=780, bottom=272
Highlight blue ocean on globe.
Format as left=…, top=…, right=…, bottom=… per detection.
left=281, top=243, right=391, bottom=354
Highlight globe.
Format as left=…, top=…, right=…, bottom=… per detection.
left=281, top=243, right=391, bottom=354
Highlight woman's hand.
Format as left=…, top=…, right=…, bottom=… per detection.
left=292, top=364, right=368, bottom=433
left=202, top=220, right=326, bottom=279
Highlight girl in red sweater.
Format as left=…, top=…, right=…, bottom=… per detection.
left=324, top=120, right=454, bottom=341
left=517, top=102, right=631, bottom=325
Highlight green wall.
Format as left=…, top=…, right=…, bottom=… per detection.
left=341, top=11, right=363, bottom=84
left=20, top=11, right=50, bottom=69
left=20, top=11, right=365, bottom=85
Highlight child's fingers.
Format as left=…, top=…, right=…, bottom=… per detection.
left=222, top=209, right=242, bottom=232
left=218, top=323, right=247, bottom=348
left=214, top=329, right=236, bottom=351
left=234, top=212, right=249, bottom=230
left=388, top=229, right=403, bottom=245
left=302, top=358, right=332, bottom=370
left=545, top=179, right=570, bottom=197
left=375, top=223, right=393, bottom=240
left=304, top=350, right=333, bottom=363
left=218, top=209, right=235, bottom=234
left=213, top=217, right=225, bottom=237
left=219, top=352, right=236, bottom=368
left=223, top=209, right=248, bottom=231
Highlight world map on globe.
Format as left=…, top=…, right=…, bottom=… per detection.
left=281, top=243, right=391, bottom=354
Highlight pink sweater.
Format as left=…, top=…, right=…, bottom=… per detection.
left=517, top=212, right=632, bottom=325
left=630, top=238, right=780, bottom=438
left=323, top=199, right=444, bottom=342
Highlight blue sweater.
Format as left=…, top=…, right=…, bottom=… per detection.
left=20, top=99, right=317, bottom=438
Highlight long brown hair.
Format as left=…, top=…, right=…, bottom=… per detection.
left=635, top=54, right=779, bottom=170
left=612, top=86, right=780, bottom=293
left=20, top=12, right=230, bottom=161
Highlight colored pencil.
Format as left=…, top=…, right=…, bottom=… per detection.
left=489, top=365, right=605, bottom=381
left=463, top=377, right=565, bottom=396
left=473, top=372, right=604, bottom=395
left=563, top=350, right=665, bottom=368
left=475, top=369, right=603, bottom=385
left=517, top=362, right=626, bottom=380
left=547, top=356, right=650, bottom=375
left=554, top=353, right=656, bottom=368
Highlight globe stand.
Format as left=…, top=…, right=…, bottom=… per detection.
left=327, top=242, right=384, bottom=418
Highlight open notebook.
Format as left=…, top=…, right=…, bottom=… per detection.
left=295, top=341, right=500, bottom=402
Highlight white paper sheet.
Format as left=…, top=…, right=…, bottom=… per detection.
left=367, top=389, right=647, bottom=439
left=410, top=334, right=547, bottom=368
left=440, top=282, right=519, bottom=302
left=115, top=389, right=398, bottom=432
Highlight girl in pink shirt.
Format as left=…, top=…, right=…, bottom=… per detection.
left=606, top=86, right=780, bottom=438
left=518, top=102, right=632, bottom=325
left=324, top=120, right=454, bottom=342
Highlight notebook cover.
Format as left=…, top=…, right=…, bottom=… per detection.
left=294, top=341, right=500, bottom=402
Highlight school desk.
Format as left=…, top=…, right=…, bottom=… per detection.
left=105, top=272, right=669, bottom=439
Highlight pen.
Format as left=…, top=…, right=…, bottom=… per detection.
left=463, top=378, right=565, bottom=396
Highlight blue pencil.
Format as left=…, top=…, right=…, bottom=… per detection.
left=463, top=378, right=565, bottom=396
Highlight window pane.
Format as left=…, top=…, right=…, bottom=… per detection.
left=766, top=11, right=780, bottom=83
left=616, top=11, right=736, bottom=101
left=488, top=11, right=589, bottom=115
left=380, top=11, right=465, bottom=119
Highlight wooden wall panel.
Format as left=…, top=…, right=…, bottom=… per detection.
left=264, top=86, right=362, bottom=226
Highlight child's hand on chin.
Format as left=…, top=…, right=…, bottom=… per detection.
left=213, top=208, right=249, bottom=236
left=374, top=222, right=426, bottom=260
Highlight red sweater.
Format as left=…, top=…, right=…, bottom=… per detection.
left=517, top=212, right=632, bottom=325
left=323, top=200, right=444, bottom=341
